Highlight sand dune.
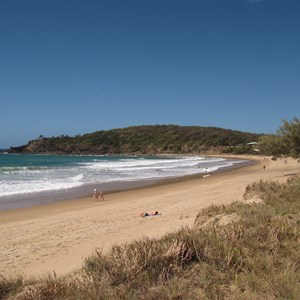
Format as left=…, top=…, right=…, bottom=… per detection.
left=0, top=155, right=299, bottom=278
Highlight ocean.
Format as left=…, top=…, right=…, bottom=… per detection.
left=0, top=154, right=248, bottom=210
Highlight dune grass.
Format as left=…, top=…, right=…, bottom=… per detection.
left=2, top=176, right=300, bottom=299
left=0, top=276, right=23, bottom=300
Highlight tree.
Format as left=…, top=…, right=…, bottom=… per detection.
left=258, top=118, right=300, bottom=158
left=258, top=134, right=288, bottom=157
left=278, top=118, right=300, bottom=158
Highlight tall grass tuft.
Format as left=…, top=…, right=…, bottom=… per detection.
left=0, top=275, right=23, bottom=299
left=84, top=231, right=200, bottom=290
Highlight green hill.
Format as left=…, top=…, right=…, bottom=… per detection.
left=8, top=125, right=261, bottom=155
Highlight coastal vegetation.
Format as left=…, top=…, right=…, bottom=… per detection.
left=9, top=118, right=300, bottom=157
left=2, top=175, right=300, bottom=299
left=7, top=118, right=300, bottom=158
left=8, top=125, right=261, bottom=155
left=258, top=118, right=300, bottom=158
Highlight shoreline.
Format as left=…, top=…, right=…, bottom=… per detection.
left=0, top=156, right=251, bottom=211
left=1, top=155, right=299, bottom=278
left=0, top=157, right=254, bottom=219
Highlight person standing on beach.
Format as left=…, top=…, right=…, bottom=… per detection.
left=93, top=188, right=99, bottom=201
left=99, top=189, right=104, bottom=201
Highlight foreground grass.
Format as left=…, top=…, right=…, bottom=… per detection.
left=2, top=176, right=300, bottom=299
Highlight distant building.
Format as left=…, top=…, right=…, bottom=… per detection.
left=247, top=142, right=260, bottom=153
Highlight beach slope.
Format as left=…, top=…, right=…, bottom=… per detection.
left=0, top=156, right=299, bottom=278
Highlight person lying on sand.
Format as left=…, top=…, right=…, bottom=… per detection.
left=140, top=211, right=160, bottom=217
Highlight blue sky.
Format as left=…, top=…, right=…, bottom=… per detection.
left=1, top=0, right=299, bottom=148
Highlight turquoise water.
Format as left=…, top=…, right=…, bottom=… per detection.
left=0, top=154, right=247, bottom=210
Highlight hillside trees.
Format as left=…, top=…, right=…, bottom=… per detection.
left=8, top=125, right=261, bottom=155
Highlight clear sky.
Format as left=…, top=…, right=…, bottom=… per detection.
left=1, top=0, right=299, bottom=148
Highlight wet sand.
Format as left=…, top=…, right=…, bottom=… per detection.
left=0, top=155, right=299, bottom=279
left=0, top=157, right=250, bottom=211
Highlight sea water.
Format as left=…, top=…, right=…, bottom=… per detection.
left=0, top=154, right=248, bottom=210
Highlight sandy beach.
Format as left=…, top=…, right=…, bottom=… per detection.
left=1, top=155, right=299, bottom=279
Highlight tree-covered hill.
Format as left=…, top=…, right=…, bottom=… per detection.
left=9, top=125, right=262, bottom=155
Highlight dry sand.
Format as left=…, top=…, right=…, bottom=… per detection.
left=0, top=155, right=299, bottom=279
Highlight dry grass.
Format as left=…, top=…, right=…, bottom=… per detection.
left=2, top=176, right=300, bottom=300
left=0, top=276, right=23, bottom=300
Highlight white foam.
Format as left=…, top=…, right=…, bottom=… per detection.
left=0, top=156, right=245, bottom=198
